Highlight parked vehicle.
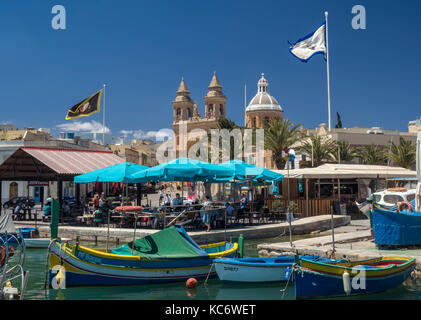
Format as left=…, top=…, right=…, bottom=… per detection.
left=3, top=197, right=35, bottom=210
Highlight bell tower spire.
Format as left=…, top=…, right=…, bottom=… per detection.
left=172, top=77, right=195, bottom=123
left=204, top=71, right=226, bottom=119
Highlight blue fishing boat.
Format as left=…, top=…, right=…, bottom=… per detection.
left=214, top=255, right=320, bottom=282
left=294, top=256, right=415, bottom=299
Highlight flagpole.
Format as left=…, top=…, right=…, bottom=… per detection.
left=102, top=84, right=106, bottom=145
left=325, top=11, right=332, bottom=132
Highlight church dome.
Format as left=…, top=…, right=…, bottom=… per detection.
left=245, top=73, right=283, bottom=112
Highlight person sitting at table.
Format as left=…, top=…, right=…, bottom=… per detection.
left=41, top=199, right=52, bottom=222
left=201, top=196, right=212, bottom=232
left=164, top=193, right=171, bottom=206
left=225, top=202, right=234, bottom=217
left=63, top=201, right=71, bottom=216
left=93, top=209, right=102, bottom=227
left=172, top=193, right=183, bottom=212
left=13, top=203, right=23, bottom=220
left=239, top=193, right=249, bottom=213
left=93, top=194, right=100, bottom=209
left=99, top=193, right=106, bottom=206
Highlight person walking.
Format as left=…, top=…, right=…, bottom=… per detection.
left=202, top=196, right=212, bottom=232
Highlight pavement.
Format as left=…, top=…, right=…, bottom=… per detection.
left=14, top=214, right=351, bottom=245
left=257, top=219, right=421, bottom=273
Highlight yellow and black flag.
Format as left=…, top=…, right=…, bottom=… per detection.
left=65, top=89, right=103, bottom=120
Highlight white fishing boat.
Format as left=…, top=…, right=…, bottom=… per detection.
left=214, top=255, right=321, bottom=283
left=356, top=187, right=416, bottom=219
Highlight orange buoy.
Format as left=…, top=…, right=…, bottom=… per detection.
left=186, top=278, right=198, bottom=289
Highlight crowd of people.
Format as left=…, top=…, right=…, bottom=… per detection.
left=38, top=186, right=251, bottom=232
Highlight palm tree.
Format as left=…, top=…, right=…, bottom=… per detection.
left=356, top=144, right=388, bottom=165
left=218, top=118, right=239, bottom=131
left=300, top=136, right=337, bottom=167
left=263, top=118, right=304, bottom=169
left=389, top=137, right=416, bottom=169
left=335, top=141, right=358, bottom=163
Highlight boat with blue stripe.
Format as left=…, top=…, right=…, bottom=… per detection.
left=48, top=225, right=239, bottom=287
left=294, top=256, right=415, bottom=299
left=214, top=255, right=321, bottom=283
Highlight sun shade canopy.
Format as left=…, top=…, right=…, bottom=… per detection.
left=74, top=162, right=149, bottom=183
left=129, top=157, right=234, bottom=183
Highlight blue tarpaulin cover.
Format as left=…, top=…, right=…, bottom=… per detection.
left=372, top=203, right=421, bottom=246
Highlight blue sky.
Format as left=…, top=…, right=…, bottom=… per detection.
left=0, top=0, right=420, bottom=140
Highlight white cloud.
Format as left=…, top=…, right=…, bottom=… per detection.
left=132, top=129, right=173, bottom=141
left=56, top=120, right=110, bottom=133
left=119, top=130, right=133, bottom=137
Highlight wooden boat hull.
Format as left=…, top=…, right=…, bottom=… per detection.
left=294, top=256, right=415, bottom=298
left=48, top=241, right=238, bottom=286
left=214, top=255, right=320, bottom=283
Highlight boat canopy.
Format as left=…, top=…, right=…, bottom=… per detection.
left=111, top=226, right=209, bottom=259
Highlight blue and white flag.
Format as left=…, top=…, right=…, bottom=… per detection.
left=289, top=22, right=326, bottom=62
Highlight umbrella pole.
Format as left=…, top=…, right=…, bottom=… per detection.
left=106, top=202, right=110, bottom=251
left=132, top=213, right=137, bottom=255
left=224, top=205, right=227, bottom=244
left=287, top=162, right=293, bottom=247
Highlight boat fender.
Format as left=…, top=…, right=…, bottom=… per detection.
left=342, top=271, right=351, bottom=295
left=30, top=230, right=35, bottom=238
left=285, top=267, right=292, bottom=281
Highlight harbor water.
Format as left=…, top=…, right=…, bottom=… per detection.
left=22, top=235, right=421, bottom=300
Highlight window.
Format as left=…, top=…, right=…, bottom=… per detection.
left=219, top=104, right=224, bottom=115
left=383, top=194, right=404, bottom=204
left=407, top=194, right=415, bottom=202
left=252, top=117, right=256, bottom=127
left=373, top=194, right=381, bottom=202
left=9, top=182, right=18, bottom=199
left=208, top=104, right=213, bottom=113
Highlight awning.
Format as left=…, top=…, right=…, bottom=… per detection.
left=0, top=147, right=124, bottom=181
left=274, top=163, right=416, bottom=179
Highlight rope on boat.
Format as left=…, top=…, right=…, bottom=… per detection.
left=204, top=263, right=214, bottom=286
left=43, top=239, right=59, bottom=290
left=280, top=263, right=296, bottom=299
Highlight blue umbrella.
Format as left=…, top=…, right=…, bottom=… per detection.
left=74, top=162, right=149, bottom=183
left=216, top=159, right=283, bottom=182
left=129, top=157, right=234, bottom=183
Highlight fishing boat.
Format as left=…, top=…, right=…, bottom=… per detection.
left=214, top=255, right=321, bottom=283
left=294, top=256, right=415, bottom=299
left=0, top=213, right=29, bottom=300
left=356, top=187, right=415, bottom=220
left=47, top=225, right=239, bottom=287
